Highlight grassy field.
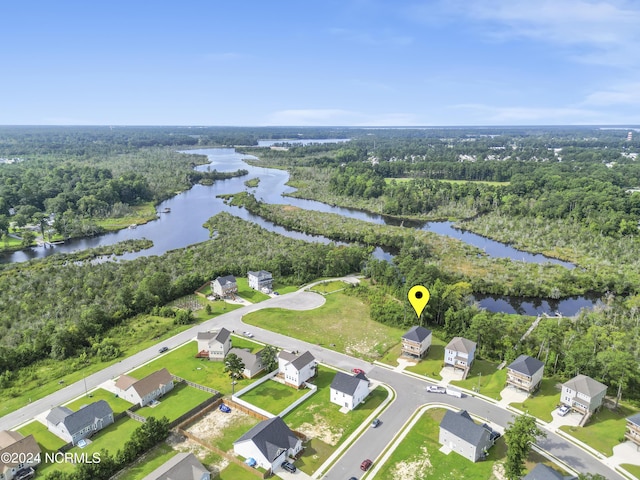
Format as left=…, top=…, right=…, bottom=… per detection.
left=238, top=380, right=311, bottom=416
left=97, top=202, right=158, bottom=231
left=218, top=462, right=261, bottom=480
left=451, top=359, right=506, bottom=400
left=243, top=291, right=404, bottom=360
left=560, top=403, right=638, bottom=456
left=18, top=421, right=66, bottom=454
left=213, top=414, right=261, bottom=453
left=384, top=178, right=510, bottom=186
left=404, top=337, right=448, bottom=380
left=510, top=378, right=561, bottom=422
left=136, top=383, right=214, bottom=422
left=65, top=388, right=134, bottom=416
left=621, top=463, right=640, bottom=478
left=309, top=280, right=350, bottom=294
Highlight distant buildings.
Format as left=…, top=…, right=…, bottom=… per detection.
left=624, top=413, right=640, bottom=449
left=248, top=270, right=273, bottom=293
left=277, top=351, right=316, bottom=388
left=401, top=326, right=432, bottom=358
left=211, top=275, right=237, bottom=298
left=228, top=347, right=265, bottom=379
left=506, top=355, right=544, bottom=394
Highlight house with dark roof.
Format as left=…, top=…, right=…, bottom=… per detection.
left=196, top=328, right=232, bottom=360
left=444, top=337, right=477, bottom=370
left=506, top=355, right=544, bottom=394
left=277, top=350, right=316, bottom=388
left=330, top=371, right=370, bottom=410
left=523, top=463, right=577, bottom=480
left=228, top=347, right=265, bottom=378
left=248, top=270, right=273, bottom=293
left=233, top=417, right=302, bottom=472
left=115, top=368, right=174, bottom=407
left=439, top=409, right=493, bottom=462
left=0, top=430, right=42, bottom=480
left=211, top=275, right=237, bottom=298
left=401, top=326, right=432, bottom=358
left=560, top=374, right=607, bottom=415
left=45, top=400, right=114, bottom=445
left=625, top=413, right=640, bottom=448
left=141, top=452, right=210, bottom=480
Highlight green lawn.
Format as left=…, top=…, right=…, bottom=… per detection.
left=272, top=282, right=299, bottom=295
left=510, top=378, right=561, bottom=422
left=309, top=280, right=349, bottom=294
left=243, top=291, right=404, bottom=360
left=117, top=443, right=179, bottom=480
left=238, top=380, right=310, bottom=415
left=65, top=388, right=134, bottom=416
left=18, top=421, right=66, bottom=455
left=211, top=413, right=261, bottom=453
left=218, top=462, right=261, bottom=480
left=560, top=404, right=638, bottom=456
left=97, top=202, right=158, bottom=231
left=451, top=359, right=506, bottom=400
left=621, top=463, right=640, bottom=478
left=236, top=277, right=271, bottom=303
left=404, top=337, right=448, bottom=380
left=127, top=340, right=262, bottom=395
left=136, top=383, right=214, bottom=422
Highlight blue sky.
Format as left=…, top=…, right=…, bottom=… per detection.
left=2, top=0, right=640, bottom=126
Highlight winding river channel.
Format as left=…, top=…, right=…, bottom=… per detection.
left=1, top=147, right=600, bottom=316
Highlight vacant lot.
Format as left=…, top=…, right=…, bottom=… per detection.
left=239, top=380, right=311, bottom=416
left=510, top=378, right=561, bottom=422
left=184, top=405, right=261, bottom=453
left=451, top=359, right=506, bottom=400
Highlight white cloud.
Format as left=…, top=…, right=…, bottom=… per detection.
left=448, top=103, right=600, bottom=123
left=582, top=82, right=640, bottom=106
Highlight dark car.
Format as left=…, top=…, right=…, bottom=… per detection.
left=158, top=346, right=169, bottom=353
left=281, top=461, right=296, bottom=473
left=360, top=459, right=372, bottom=471
left=371, top=418, right=381, bottom=428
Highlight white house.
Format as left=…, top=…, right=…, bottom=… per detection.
left=141, top=452, right=210, bottom=480
left=46, top=400, right=114, bottom=445
left=228, top=347, right=265, bottom=378
left=277, top=350, right=316, bottom=388
left=196, top=328, right=232, bottom=360
left=115, top=368, right=174, bottom=407
left=248, top=270, right=273, bottom=292
left=233, top=417, right=302, bottom=472
left=401, top=326, right=432, bottom=358
left=560, top=374, right=607, bottom=415
left=506, top=355, right=544, bottom=394
left=444, top=337, right=477, bottom=370
left=211, top=275, right=237, bottom=297
left=0, top=430, right=41, bottom=480
left=439, top=409, right=493, bottom=463
left=330, top=371, right=370, bottom=411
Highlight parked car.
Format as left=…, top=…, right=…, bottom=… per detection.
left=425, top=385, right=446, bottom=393
left=490, top=431, right=501, bottom=441
left=558, top=405, right=571, bottom=416
left=360, top=459, right=372, bottom=471
left=243, top=331, right=254, bottom=338
left=158, top=346, right=169, bottom=353
left=352, top=368, right=365, bottom=375
left=281, top=461, right=296, bottom=473
left=273, top=291, right=280, bottom=295
left=371, top=418, right=381, bottom=428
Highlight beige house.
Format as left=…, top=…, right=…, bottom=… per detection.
left=115, top=368, right=174, bottom=407
left=624, top=413, right=640, bottom=449
left=0, top=430, right=41, bottom=480
left=506, top=355, right=544, bottom=394
left=560, top=374, right=607, bottom=414
left=211, top=275, right=237, bottom=297
left=196, top=328, right=232, bottom=360
left=401, top=326, right=432, bottom=358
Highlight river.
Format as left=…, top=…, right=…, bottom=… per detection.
left=0, top=147, right=597, bottom=315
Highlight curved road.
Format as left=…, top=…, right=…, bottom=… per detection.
left=0, top=281, right=624, bottom=479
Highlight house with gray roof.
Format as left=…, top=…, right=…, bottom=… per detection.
left=523, top=463, right=577, bottom=480
left=401, top=326, right=432, bottom=358
left=330, top=371, right=370, bottom=411
left=228, top=347, right=265, bottom=378
left=211, top=275, right=237, bottom=298
left=115, top=368, right=174, bottom=407
left=444, top=336, right=477, bottom=370
left=439, top=409, right=493, bottom=462
left=277, top=350, right=316, bottom=388
left=233, top=417, right=302, bottom=472
left=560, top=374, right=607, bottom=415
left=141, top=452, right=210, bottom=480
left=0, top=430, right=41, bottom=480
left=624, top=413, right=640, bottom=448
left=506, top=355, right=544, bottom=394
left=46, top=400, right=114, bottom=445
left=248, top=270, right=273, bottom=293
left=196, top=328, right=232, bottom=360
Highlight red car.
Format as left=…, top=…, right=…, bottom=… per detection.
left=360, top=459, right=372, bottom=471
left=352, top=368, right=365, bottom=375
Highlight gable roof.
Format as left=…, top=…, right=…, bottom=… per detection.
left=440, top=409, right=490, bottom=447
left=508, top=355, right=544, bottom=376
left=248, top=270, right=272, bottom=279
left=115, top=374, right=138, bottom=391
left=214, top=327, right=231, bottom=344
left=446, top=337, right=477, bottom=354
left=522, top=464, right=568, bottom=480
left=627, top=413, right=640, bottom=427
left=234, top=417, right=299, bottom=462
left=141, top=452, right=209, bottom=480
left=213, top=275, right=236, bottom=286
left=0, top=431, right=41, bottom=469
left=46, top=406, right=74, bottom=425
left=0, top=430, right=23, bottom=449
left=228, top=348, right=263, bottom=372
left=196, top=331, right=215, bottom=341
left=402, top=326, right=432, bottom=343
left=330, top=371, right=368, bottom=396
left=47, top=400, right=113, bottom=435
left=130, top=368, right=173, bottom=398
left=562, top=374, right=607, bottom=398
left=278, top=350, right=315, bottom=371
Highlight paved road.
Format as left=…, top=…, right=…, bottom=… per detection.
left=0, top=281, right=625, bottom=480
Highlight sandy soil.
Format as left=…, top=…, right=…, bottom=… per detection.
left=184, top=407, right=249, bottom=442
left=167, top=430, right=230, bottom=476
left=391, top=446, right=432, bottom=480
left=297, top=413, right=343, bottom=446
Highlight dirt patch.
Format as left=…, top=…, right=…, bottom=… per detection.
left=167, top=431, right=229, bottom=475
left=391, top=446, right=432, bottom=479
left=297, top=414, right=343, bottom=446
left=282, top=205, right=300, bottom=212
left=345, top=337, right=380, bottom=358
left=492, top=462, right=507, bottom=480
left=185, top=407, right=250, bottom=442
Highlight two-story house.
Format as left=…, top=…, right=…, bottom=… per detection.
left=439, top=409, right=493, bottom=462
left=196, top=328, right=232, bottom=360
left=624, top=413, right=640, bottom=449
left=247, top=270, right=273, bottom=292
left=506, top=355, right=544, bottom=394
left=0, top=430, right=41, bottom=480
left=228, top=347, right=265, bottom=378
left=115, top=368, right=174, bottom=407
left=277, top=350, right=316, bottom=388
left=444, top=337, right=477, bottom=371
left=330, top=371, right=370, bottom=411
left=560, top=374, right=607, bottom=415
left=211, top=275, right=237, bottom=298
left=46, top=400, right=114, bottom=445
left=401, top=326, right=432, bottom=358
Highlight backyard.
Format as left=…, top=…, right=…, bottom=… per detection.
left=65, top=388, right=134, bottom=416
left=451, top=359, right=507, bottom=400
left=238, top=379, right=311, bottom=416
left=135, top=382, right=214, bottom=422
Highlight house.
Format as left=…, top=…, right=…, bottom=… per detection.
left=141, top=452, right=210, bottom=480
left=46, top=400, right=114, bottom=445
left=560, top=374, right=607, bottom=414
left=330, top=371, right=370, bottom=410
left=401, top=326, right=432, bottom=358
left=444, top=336, right=476, bottom=370
left=439, top=409, right=493, bottom=462
left=196, top=328, right=232, bottom=360
left=248, top=270, right=273, bottom=292
left=0, top=430, right=41, bottom=480
left=523, top=463, right=577, bottom=480
left=228, top=347, right=265, bottom=378
left=115, top=368, right=174, bottom=407
left=624, top=413, right=640, bottom=448
left=277, top=350, right=316, bottom=388
left=506, top=355, right=544, bottom=394
left=211, top=275, right=237, bottom=297
left=233, top=416, right=303, bottom=472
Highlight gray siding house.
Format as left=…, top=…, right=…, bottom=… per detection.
left=560, top=374, right=607, bottom=414
left=46, top=400, right=114, bottom=445
left=439, top=409, right=493, bottom=462
left=248, top=270, right=273, bottom=292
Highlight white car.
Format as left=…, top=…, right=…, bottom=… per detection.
left=243, top=331, right=254, bottom=338
left=425, top=385, right=446, bottom=393
left=558, top=405, right=571, bottom=416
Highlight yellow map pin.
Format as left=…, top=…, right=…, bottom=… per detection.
left=408, top=285, right=430, bottom=318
